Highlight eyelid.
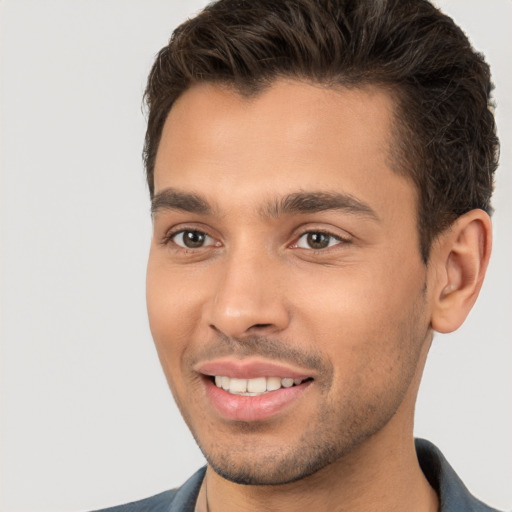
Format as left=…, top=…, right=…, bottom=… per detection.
left=174, top=230, right=215, bottom=248
left=161, top=226, right=220, bottom=249
left=296, top=232, right=340, bottom=249
left=290, top=227, right=352, bottom=250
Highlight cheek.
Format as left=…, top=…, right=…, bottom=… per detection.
left=291, top=264, right=407, bottom=338
left=290, top=261, right=426, bottom=382
left=146, top=256, right=205, bottom=368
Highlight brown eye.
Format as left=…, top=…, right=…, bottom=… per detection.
left=172, top=230, right=213, bottom=249
left=296, top=231, right=341, bottom=250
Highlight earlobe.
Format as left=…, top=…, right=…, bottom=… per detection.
left=430, top=209, right=492, bottom=334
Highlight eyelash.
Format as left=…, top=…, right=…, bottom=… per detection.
left=162, top=228, right=216, bottom=250
left=293, top=230, right=351, bottom=251
left=162, top=228, right=351, bottom=252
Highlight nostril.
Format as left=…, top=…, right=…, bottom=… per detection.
left=251, top=323, right=272, bottom=329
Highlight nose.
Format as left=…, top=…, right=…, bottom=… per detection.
left=204, top=250, right=290, bottom=339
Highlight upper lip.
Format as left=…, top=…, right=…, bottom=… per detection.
left=195, top=358, right=313, bottom=380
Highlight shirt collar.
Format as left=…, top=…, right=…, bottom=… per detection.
left=416, top=438, right=501, bottom=512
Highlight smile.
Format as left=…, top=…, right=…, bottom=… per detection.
left=203, top=375, right=313, bottom=422
left=213, top=376, right=310, bottom=396
left=196, top=358, right=316, bottom=421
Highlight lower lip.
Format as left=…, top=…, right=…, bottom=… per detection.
left=203, top=377, right=312, bottom=422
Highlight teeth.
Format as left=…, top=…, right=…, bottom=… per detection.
left=213, top=376, right=307, bottom=395
left=247, top=377, right=266, bottom=393
left=266, top=377, right=282, bottom=391
left=229, top=378, right=247, bottom=393
left=281, top=378, right=294, bottom=388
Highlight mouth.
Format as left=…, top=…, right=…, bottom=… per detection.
left=211, top=375, right=313, bottom=396
left=196, top=359, right=315, bottom=422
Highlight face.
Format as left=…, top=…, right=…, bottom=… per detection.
left=146, top=80, right=433, bottom=485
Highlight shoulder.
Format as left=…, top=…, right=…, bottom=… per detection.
left=415, top=439, right=504, bottom=512
left=90, top=466, right=206, bottom=512
left=91, top=489, right=177, bottom=512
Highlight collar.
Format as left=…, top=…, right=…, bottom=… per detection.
left=415, top=438, right=502, bottom=512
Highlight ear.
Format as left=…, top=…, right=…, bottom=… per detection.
left=430, top=209, right=492, bottom=333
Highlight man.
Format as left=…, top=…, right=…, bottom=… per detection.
left=97, top=0, right=501, bottom=510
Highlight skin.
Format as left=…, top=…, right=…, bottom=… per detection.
left=146, top=80, right=491, bottom=512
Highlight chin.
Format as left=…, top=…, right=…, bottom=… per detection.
left=205, top=450, right=332, bottom=486
left=196, top=420, right=378, bottom=486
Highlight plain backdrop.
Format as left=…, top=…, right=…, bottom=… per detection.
left=1, top=1, right=510, bottom=511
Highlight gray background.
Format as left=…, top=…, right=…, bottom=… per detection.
left=1, top=1, right=510, bottom=511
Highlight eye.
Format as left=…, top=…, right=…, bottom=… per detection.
left=295, top=231, right=343, bottom=250
left=171, top=230, right=215, bottom=249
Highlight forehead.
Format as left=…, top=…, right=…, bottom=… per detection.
left=153, top=80, right=414, bottom=219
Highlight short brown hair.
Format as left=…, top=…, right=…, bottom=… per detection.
left=143, top=0, right=499, bottom=262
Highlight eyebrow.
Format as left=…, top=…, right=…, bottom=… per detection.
left=151, top=188, right=212, bottom=216
left=151, top=187, right=379, bottom=221
left=263, top=191, right=379, bottom=221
